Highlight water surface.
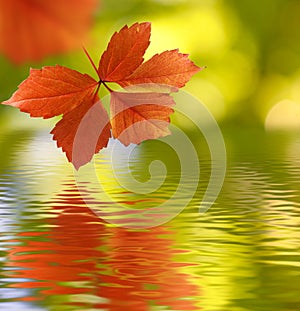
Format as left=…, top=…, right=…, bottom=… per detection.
left=0, top=128, right=300, bottom=311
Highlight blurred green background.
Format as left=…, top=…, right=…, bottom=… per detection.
left=1, top=3, right=300, bottom=310
left=1, top=0, right=300, bottom=131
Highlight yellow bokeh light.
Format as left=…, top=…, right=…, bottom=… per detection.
left=265, top=99, right=300, bottom=130
left=257, top=71, right=300, bottom=123
left=147, top=6, right=233, bottom=57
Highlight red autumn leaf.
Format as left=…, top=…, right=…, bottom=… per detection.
left=117, top=49, right=201, bottom=88
left=98, top=22, right=151, bottom=82
left=2, top=65, right=98, bottom=118
left=51, top=97, right=111, bottom=170
left=2, top=22, right=201, bottom=169
left=0, top=0, right=98, bottom=64
left=110, top=91, right=175, bottom=146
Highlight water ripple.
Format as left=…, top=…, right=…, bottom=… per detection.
left=1, top=130, right=300, bottom=310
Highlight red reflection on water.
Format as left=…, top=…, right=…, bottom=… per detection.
left=97, top=228, right=199, bottom=311
left=5, top=183, right=200, bottom=310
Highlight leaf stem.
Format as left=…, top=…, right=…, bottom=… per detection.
left=82, top=46, right=115, bottom=94
left=82, top=46, right=100, bottom=80
left=101, top=80, right=114, bottom=93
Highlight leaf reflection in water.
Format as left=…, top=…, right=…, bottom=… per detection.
left=4, top=182, right=201, bottom=310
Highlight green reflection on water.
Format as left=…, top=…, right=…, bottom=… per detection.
left=0, top=127, right=300, bottom=311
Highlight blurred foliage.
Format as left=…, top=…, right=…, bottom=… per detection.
left=1, top=0, right=300, bottom=129
left=1, top=3, right=300, bottom=308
